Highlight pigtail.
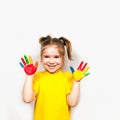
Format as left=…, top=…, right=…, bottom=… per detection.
left=59, top=37, right=73, bottom=60
left=39, top=35, right=52, bottom=45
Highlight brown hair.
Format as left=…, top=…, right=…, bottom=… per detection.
left=39, top=35, right=72, bottom=60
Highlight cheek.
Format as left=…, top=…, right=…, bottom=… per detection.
left=41, top=58, right=47, bottom=64
left=58, top=58, right=63, bottom=64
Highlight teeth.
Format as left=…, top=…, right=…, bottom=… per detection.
left=48, top=66, right=54, bottom=67
left=48, top=65, right=56, bottom=67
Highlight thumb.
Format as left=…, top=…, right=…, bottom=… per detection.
left=34, top=61, right=38, bottom=68
left=69, top=66, right=75, bottom=73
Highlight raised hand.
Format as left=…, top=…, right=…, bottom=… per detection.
left=70, top=61, right=90, bottom=81
left=19, top=55, right=38, bottom=75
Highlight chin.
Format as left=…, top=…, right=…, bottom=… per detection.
left=47, top=68, right=60, bottom=73
left=48, top=70, right=57, bottom=74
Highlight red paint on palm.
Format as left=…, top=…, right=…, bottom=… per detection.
left=24, top=64, right=37, bottom=75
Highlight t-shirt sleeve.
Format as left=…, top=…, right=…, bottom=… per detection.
left=33, top=72, right=41, bottom=95
left=66, top=72, right=73, bottom=95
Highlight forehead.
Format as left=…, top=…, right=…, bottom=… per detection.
left=43, top=45, right=60, bottom=54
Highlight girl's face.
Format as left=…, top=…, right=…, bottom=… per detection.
left=41, top=45, right=63, bottom=73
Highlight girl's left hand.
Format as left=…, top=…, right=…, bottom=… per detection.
left=70, top=61, right=90, bottom=81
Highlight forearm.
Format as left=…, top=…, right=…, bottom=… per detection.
left=23, top=75, right=35, bottom=103
left=67, top=81, right=80, bottom=107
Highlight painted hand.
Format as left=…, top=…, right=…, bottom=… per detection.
left=19, top=55, right=38, bottom=75
left=70, top=61, right=90, bottom=81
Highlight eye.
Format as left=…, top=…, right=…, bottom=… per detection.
left=54, top=55, right=60, bottom=58
left=44, top=55, right=50, bottom=58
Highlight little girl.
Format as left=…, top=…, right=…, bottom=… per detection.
left=19, top=35, right=90, bottom=120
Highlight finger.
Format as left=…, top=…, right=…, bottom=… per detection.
left=21, top=57, right=26, bottom=65
left=70, top=66, right=75, bottom=73
left=24, top=55, right=29, bottom=64
left=84, top=72, right=90, bottom=77
left=19, top=62, right=24, bottom=68
left=81, top=63, right=88, bottom=71
left=29, top=56, right=33, bottom=64
left=77, top=61, right=83, bottom=70
left=35, top=61, right=38, bottom=68
left=83, top=66, right=90, bottom=73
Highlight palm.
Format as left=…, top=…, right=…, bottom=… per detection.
left=69, top=61, right=90, bottom=81
left=19, top=55, right=38, bottom=75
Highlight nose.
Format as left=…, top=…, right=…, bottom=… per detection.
left=49, top=58, right=54, bottom=63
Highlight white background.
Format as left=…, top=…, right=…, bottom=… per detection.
left=0, top=0, right=120, bottom=120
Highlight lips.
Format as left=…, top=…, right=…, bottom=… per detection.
left=48, top=65, right=56, bottom=68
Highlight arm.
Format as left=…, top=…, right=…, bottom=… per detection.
left=67, top=61, right=90, bottom=107
left=23, top=75, right=36, bottom=103
left=19, top=55, right=38, bottom=103
left=67, top=81, right=80, bottom=107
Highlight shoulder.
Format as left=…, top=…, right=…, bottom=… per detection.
left=62, top=71, right=72, bottom=79
left=33, top=71, right=44, bottom=80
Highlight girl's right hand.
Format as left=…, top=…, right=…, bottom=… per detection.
left=19, top=55, right=38, bottom=75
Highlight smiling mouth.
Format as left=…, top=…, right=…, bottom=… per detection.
left=48, top=65, right=56, bottom=68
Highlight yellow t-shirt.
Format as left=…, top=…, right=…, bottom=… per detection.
left=33, top=70, right=73, bottom=120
